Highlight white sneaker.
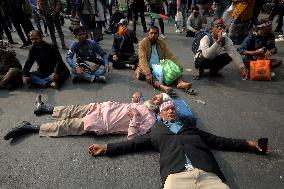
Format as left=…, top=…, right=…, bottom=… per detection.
left=175, top=29, right=182, bottom=33
left=275, top=35, right=284, bottom=42
left=271, top=72, right=276, bottom=78
left=160, top=34, right=167, bottom=39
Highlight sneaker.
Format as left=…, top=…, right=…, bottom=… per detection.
left=125, top=64, right=135, bottom=70
left=271, top=72, right=276, bottom=78
left=175, top=29, right=182, bottom=33
left=9, top=41, right=18, bottom=45
left=160, top=34, right=167, bottom=39
left=96, top=75, right=107, bottom=83
left=181, top=28, right=187, bottom=32
left=20, top=43, right=30, bottom=49
left=275, top=35, right=284, bottom=42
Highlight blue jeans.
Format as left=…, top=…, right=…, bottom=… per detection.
left=29, top=71, right=52, bottom=87
left=71, top=65, right=105, bottom=82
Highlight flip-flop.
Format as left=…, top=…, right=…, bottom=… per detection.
left=184, top=88, right=197, bottom=95
left=167, top=91, right=178, bottom=98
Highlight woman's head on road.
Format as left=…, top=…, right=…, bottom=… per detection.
left=143, top=100, right=158, bottom=111
left=147, top=26, right=159, bottom=43
left=29, top=30, right=44, bottom=47
left=152, top=93, right=171, bottom=106
left=132, top=92, right=143, bottom=103
left=73, top=26, right=87, bottom=43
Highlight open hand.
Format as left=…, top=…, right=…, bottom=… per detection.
left=105, top=64, right=110, bottom=72
left=89, top=144, right=107, bottom=156
left=246, top=140, right=268, bottom=154
left=128, top=108, right=140, bottom=118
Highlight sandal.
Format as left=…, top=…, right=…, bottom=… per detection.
left=183, top=88, right=197, bottom=95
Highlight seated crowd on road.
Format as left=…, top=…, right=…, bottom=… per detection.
left=1, top=0, right=281, bottom=188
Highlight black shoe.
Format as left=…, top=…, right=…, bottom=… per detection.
left=20, top=43, right=30, bottom=49
left=95, top=75, right=107, bottom=83
left=9, top=41, right=18, bottom=45
left=72, top=76, right=83, bottom=84
left=209, top=71, right=224, bottom=78
left=34, top=95, right=54, bottom=116
left=4, top=121, right=39, bottom=140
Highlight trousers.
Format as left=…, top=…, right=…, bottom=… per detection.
left=39, top=104, right=93, bottom=137
left=163, top=168, right=230, bottom=189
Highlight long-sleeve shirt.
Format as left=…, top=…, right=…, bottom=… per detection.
left=238, top=33, right=277, bottom=56
left=23, top=42, right=69, bottom=76
left=187, top=14, right=203, bottom=31
left=194, top=35, right=244, bottom=69
left=66, top=39, right=109, bottom=69
left=112, top=29, right=138, bottom=55
left=82, top=101, right=156, bottom=140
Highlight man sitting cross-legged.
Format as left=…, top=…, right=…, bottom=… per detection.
left=22, top=30, right=70, bottom=89
left=66, top=26, right=110, bottom=83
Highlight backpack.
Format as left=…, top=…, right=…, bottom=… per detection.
left=71, top=0, right=83, bottom=12
left=191, top=29, right=213, bottom=55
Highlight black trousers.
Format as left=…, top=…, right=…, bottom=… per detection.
left=110, top=53, right=138, bottom=69
left=0, top=16, right=14, bottom=42
left=195, top=53, right=232, bottom=73
left=10, top=12, right=34, bottom=44
left=133, top=8, right=147, bottom=32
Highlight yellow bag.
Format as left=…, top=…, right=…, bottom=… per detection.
left=250, top=59, right=271, bottom=81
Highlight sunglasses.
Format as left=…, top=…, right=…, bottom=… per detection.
left=214, top=25, right=225, bottom=29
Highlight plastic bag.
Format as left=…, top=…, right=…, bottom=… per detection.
left=250, top=59, right=271, bottom=81
left=222, top=4, right=233, bottom=28
left=175, top=11, right=182, bottom=25
left=151, top=64, right=163, bottom=83
left=160, top=59, right=182, bottom=85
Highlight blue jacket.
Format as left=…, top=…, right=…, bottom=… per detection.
left=238, top=33, right=277, bottom=57
left=66, top=39, right=109, bottom=69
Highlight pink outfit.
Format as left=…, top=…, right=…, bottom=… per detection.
left=82, top=101, right=156, bottom=140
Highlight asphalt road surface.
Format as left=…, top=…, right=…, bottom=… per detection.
left=0, top=16, right=284, bottom=189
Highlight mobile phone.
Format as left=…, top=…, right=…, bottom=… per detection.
left=258, top=138, right=268, bottom=155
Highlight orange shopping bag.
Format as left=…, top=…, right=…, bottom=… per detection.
left=250, top=59, right=271, bottom=81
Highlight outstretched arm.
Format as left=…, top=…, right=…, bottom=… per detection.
left=89, top=133, right=153, bottom=157
left=198, top=129, right=265, bottom=154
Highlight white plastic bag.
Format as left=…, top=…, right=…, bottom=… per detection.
left=151, top=64, right=163, bottom=83
left=223, top=4, right=233, bottom=28
left=175, top=11, right=183, bottom=24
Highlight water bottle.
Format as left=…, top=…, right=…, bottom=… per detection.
left=139, top=96, right=144, bottom=103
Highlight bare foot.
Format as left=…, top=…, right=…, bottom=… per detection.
left=176, top=81, right=192, bottom=89
left=50, top=82, right=59, bottom=89
left=160, top=85, right=173, bottom=93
